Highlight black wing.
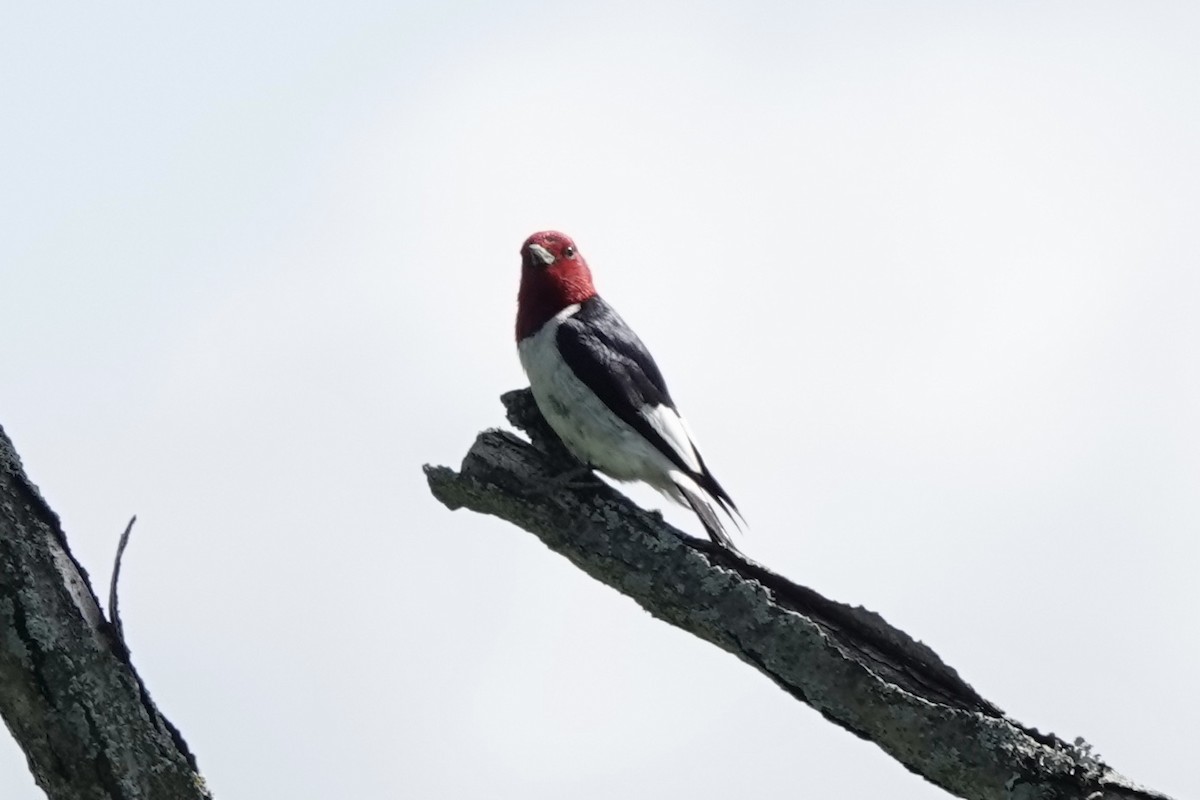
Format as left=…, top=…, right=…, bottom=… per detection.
left=556, top=296, right=741, bottom=518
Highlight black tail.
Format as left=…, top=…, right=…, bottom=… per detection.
left=675, top=479, right=741, bottom=552
left=691, top=454, right=746, bottom=532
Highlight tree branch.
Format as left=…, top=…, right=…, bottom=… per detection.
left=424, top=389, right=1172, bottom=800
left=0, top=424, right=210, bottom=800
left=108, top=515, right=136, bottom=647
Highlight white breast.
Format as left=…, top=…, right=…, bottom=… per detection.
left=517, top=306, right=681, bottom=491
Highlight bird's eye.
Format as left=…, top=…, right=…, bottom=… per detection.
left=563, top=246, right=575, bottom=258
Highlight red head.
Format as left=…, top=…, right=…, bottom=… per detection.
left=516, top=230, right=597, bottom=340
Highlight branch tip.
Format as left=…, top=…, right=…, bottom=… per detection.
left=108, top=514, right=137, bottom=644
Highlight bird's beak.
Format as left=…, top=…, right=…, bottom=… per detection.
left=527, top=243, right=555, bottom=266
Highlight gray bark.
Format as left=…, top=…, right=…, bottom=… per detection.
left=0, top=424, right=211, bottom=800
left=425, top=389, right=1173, bottom=800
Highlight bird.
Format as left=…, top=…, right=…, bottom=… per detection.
left=515, top=230, right=744, bottom=550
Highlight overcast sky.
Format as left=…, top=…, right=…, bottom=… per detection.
left=3, top=2, right=1198, bottom=798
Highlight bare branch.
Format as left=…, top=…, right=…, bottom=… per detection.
left=108, top=515, right=136, bottom=645
left=0, top=424, right=210, bottom=800
left=424, top=389, right=1172, bottom=800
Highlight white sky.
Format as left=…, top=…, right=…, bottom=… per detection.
left=3, top=2, right=1198, bottom=798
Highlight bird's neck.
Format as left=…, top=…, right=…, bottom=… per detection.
left=516, top=277, right=596, bottom=340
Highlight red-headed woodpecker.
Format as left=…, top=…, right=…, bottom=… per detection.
left=515, top=230, right=743, bottom=550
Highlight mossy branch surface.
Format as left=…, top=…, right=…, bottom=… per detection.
left=425, top=389, right=1171, bottom=800
left=0, top=424, right=210, bottom=800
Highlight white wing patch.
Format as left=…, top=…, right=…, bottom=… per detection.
left=639, top=404, right=702, bottom=473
